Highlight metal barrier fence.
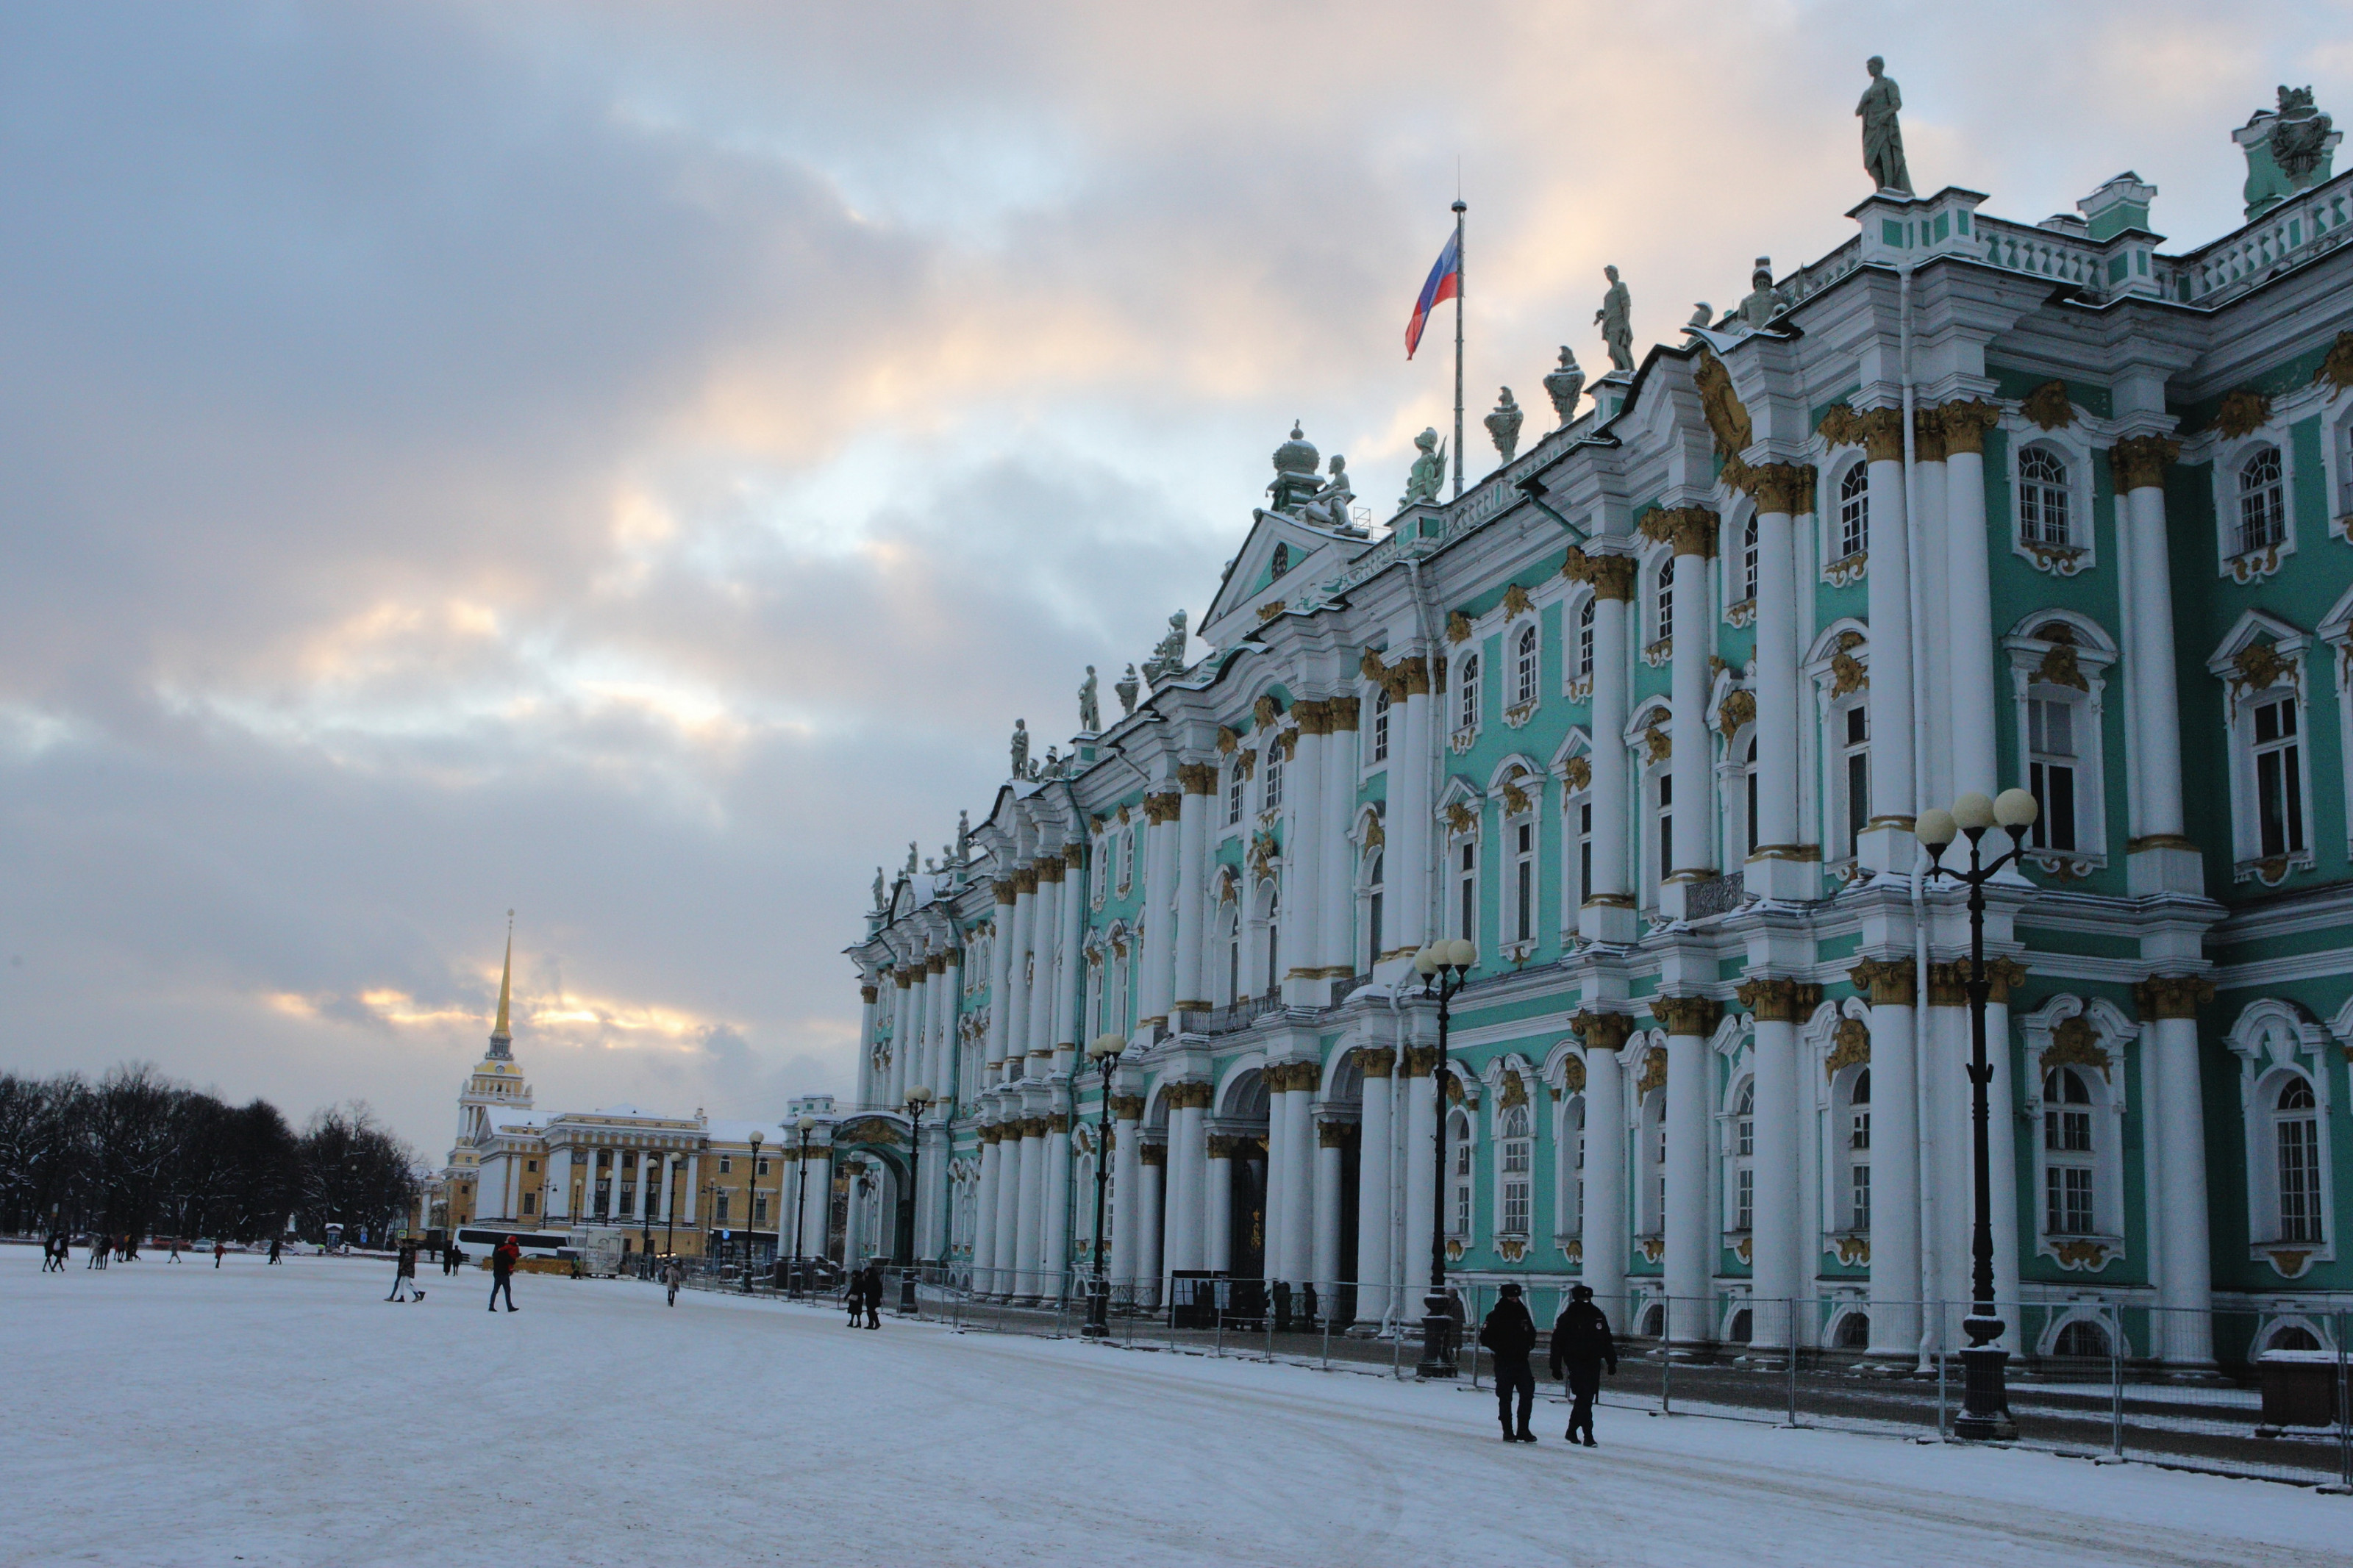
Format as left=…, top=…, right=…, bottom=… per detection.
left=776, top=1268, right=2353, bottom=1492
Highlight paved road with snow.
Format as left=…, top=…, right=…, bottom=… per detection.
left=8, top=1252, right=2346, bottom=1565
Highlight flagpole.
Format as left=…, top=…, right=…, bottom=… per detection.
left=1451, top=198, right=1465, bottom=500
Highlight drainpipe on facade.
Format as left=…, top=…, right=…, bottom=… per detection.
left=1899, top=259, right=1942, bottom=1371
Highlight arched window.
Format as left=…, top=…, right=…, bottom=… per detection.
left=1655, top=555, right=1675, bottom=643
left=2018, top=445, right=2071, bottom=547
left=1118, top=828, right=1136, bottom=893
left=1515, top=624, right=1539, bottom=706
left=1837, top=462, right=1869, bottom=560
left=1457, top=654, right=1480, bottom=732
left=1091, top=839, right=1108, bottom=902
left=2053, top=1319, right=2111, bottom=1359
left=1567, top=781, right=1593, bottom=914
left=1846, top=1067, right=1871, bottom=1232
left=2043, top=1067, right=2095, bottom=1236
left=1363, top=848, right=1385, bottom=969
left=1732, top=1081, right=1754, bottom=1233
left=1263, top=737, right=1285, bottom=812
left=1640, top=1087, right=1668, bottom=1234
left=2238, top=446, right=2286, bottom=555
left=1562, top=1095, right=1586, bottom=1236
left=1511, top=817, right=1536, bottom=943
left=1227, top=762, right=1245, bottom=826
left=1448, top=1108, right=1475, bottom=1236
left=2276, top=1075, right=2324, bottom=1243
left=1741, top=512, right=1760, bottom=603
left=1497, top=1104, right=1532, bottom=1236
left=1577, top=599, right=1596, bottom=680
left=1371, top=688, right=1391, bottom=762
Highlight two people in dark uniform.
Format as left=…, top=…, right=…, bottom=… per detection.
left=1479, top=1281, right=1618, bottom=1446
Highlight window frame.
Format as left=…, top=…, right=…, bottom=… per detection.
left=2208, top=621, right=2317, bottom=885
left=2209, top=430, right=2298, bottom=583
left=1494, top=1102, right=1533, bottom=1240
left=2002, top=615, right=2115, bottom=876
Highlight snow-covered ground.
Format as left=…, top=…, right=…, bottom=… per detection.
left=10, top=1253, right=2348, bottom=1567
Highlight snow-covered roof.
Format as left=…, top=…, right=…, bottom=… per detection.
left=702, top=1117, right=790, bottom=1146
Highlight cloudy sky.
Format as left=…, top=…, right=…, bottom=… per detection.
left=1, top=1, right=2341, bottom=1159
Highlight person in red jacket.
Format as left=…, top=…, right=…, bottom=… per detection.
left=488, top=1236, right=521, bottom=1313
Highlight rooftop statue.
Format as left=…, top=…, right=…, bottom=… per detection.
left=1042, top=745, right=1061, bottom=779
left=956, top=809, right=971, bottom=863
left=1737, top=257, right=1779, bottom=329
left=1115, top=663, right=1140, bottom=717
left=1267, top=422, right=1324, bottom=513
left=1141, top=610, right=1189, bottom=687
left=904, top=841, right=920, bottom=876
left=1010, top=717, right=1030, bottom=779
left=1079, top=665, right=1100, bottom=733
left=1303, top=454, right=1356, bottom=530
left=1402, top=427, right=1446, bottom=506
left=1485, top=387, right=1524, bottom=464
left=872, top=867, right=887, bottom=910
left=1543, top=346, right=1585, bottom=426
left=1858, top=57, right=1912, bottom=194
left=1685, top=301, right=1714, bottom=331
left=2238, top=85, right=2340, bottom=218
left=1596, top=266, right=1633, bottom=372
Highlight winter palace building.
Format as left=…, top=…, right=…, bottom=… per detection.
left=833, top=90, right=2353, bottom=1364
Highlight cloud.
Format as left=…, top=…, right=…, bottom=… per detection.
left=0, top=0, right=2340, bottom=1149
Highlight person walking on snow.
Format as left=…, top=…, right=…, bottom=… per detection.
left=664, top=1257, right=685, bottom=1307
left=213, top=1239, right=226, bottom=1269
left=267, top=1237, right=282, bottom=1264
left=1479, top=1282, right=1541, bottom=1442
left=386, top=1239, right=421, bottom=1302
left=843, top=1266, right=865, bottom=1327
left=167, top=1239, right=182, bottom=1263
left=488, top=1236, right=521, bottom=1312
left=861, top=1261, right=884, bottom=1328
left=1549, top=1283, right=1618, bottom=1447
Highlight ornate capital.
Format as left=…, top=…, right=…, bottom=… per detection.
left=1063, top=843, right=1086, bottom=870
left=1109, top=1094, right=1146, bottom=1120
left=1934, top=956, right=2030, bottom=1005
left=1143, top=791, right=1182, bottom=824
left=1206, top=1134, right=1249, bottom=1161
left=1013, top=867, right=1040, bottom=895
left=893, top=970, right=914, bottom=989
left=1402, top=1044, right=1443, bottom=1076
left=2135, top=973, right=2215, bottom=1021
left=1316, top=1120, right=1352, bottom=1149
left=860, top=985, right=879, bottom=1004
left=1047, top=1113, right=1071, bottom=1135
left=2109, top=434, right=2181, bottom=493
left=1568, top=1010, right=1635, bottom=1051
left=1735, top=978, right=1820, bottom=1023
left=993, top=879, right=1018, bottom=905
left=1938, top=399, right=2002, bottom=455
left=1848, top=959, right=1916, bottom=1007
left=925, top=952, right=948, bottom=975
left=1563, top=546, right=1638, bottom=601
left=1293, top=698, right=1332, bottom=736
left=1164, top=1080, right=1215, bottom=1111
left=1176, top=762, right=1219, bottom=796
left=1910, top=405, right=1947, bottom=464
left=1325, top=695, right=1360, bottom=732
left=978, top=1125, right=1004, bottom=1145
left=1137, top=1142, right=1167, bottom=1167
left=1637, top=504, right=1720, bottom=559
left=1818, top=403, right=1905, bottom=463
left=1355, top=1045, right=1396, bottom=1078
left=1652, top=995, right=1723, bottom=1037
left=1035, top=858, right=1065, bottom=884
left=1397, top=655, right=1432, bottom=696
left=1743, top=461, right=1817, bottom=516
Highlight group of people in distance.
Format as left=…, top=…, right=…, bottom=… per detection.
left=1479, top=1283, right=1620, bottom=1446
left=41, top=1232, right=284, bottom=1270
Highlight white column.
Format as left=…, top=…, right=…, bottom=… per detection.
left=940, top=953, right=965, bottom=1102
left=1204, top=1139, right=1233, bottom=1274
left=1390, top=661, right=1432, bottom=953
left=1860, top=419, right=1917, bottom=873
left=1027, top=864, right=1063, bottom=1068
left=1171, top=778, right=1211, bottom=1012
left=1164, top=1090, right=1207, bottom=1276
left=1857, top=964, right=1921, bottom=1361
left=1746, top=993, right=1802, bottom=1352
left=1312, top=1116, right=1345, bottom=1300
left=1985, top=989, right=2021, bottom=1343
left=1137, top=1145, right=1165, bottom=1308
left=985, top=884, right=1017, bottom=1080
left=1005, top=876, right=1036, bottom=1073
left=682, top=1153, right=699, bottom=1228
left=1579, top=1030, right=1630, bottom=1325
left=1659, top=999, right=1717, bottom=1345
left=1320, top=699, right=1360, bottom=978
left=1282, top=1078, right=1315, bottom=1283
left=1055, top=850, right=1086, bottom=1054
left=1354, top=1048, right=1395, bottom=1325
left=1657, top=513, right=1716, bottom=909
left=972, top=1134, right=1001, bottom=1284
left=1110, top=1098, right=1143, bottom=1298
left=1579, top=564, right=1637, bottom=942
left=856, top=979, right=880, bottom=1108
left=993, top=1125, right=1022, bottom=1295
left=904, top=972, right=929, bottom=1102
left=1282, top=718, right=1323, bottom=1007
left=1748, top=472, right=1810, bottom=898
left=1261, top=1089, right=1290, bottom=1281
left=1013, top=1118, right=1045, bottom=1299
left=549, top=1147, right=576, bottom=1222
left=1041, top=1113, right=1072, bottom=1301
left=1942, top=407, right=2000, bottom=800
left=2113, top=438, right=2199, bottom=894
left=1401, top=1046, right=1437, bottom=1309
left=887, top=973, right=913, bottom=1106
left=2143, top=987, right=2215, bottom=1364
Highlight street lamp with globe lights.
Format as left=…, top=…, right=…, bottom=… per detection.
left=742, top=1128, right=763, bottom=1292
left=900, top=1087, right=933, bottom=1312
left=1414, top=937, right=1476, bottom=1378
left=1917, top=787, right=2038, bottom=1442
left=790, top=1116, right=817, bottom=1295
left=1083, top=1032, right=1126, bottom=1337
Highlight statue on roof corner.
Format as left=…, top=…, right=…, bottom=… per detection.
left=1738, top=257, right=1779, bottom=330
left=904, top=841, right=920, bottom=876
left=1142, top=611, right=1188, bottom=687
left=1303, top=454, right=1356, bottom=529
left=956, top=809, right=971, bottom=863
left=1485, top=388, right=1524, bottom=464
left=1402, top=428, right=1446, bottom=506
left=1596, top=266, right=1633, bottom=372
left=1115, top=663, right=1140, bottom=717
left=1543, top=346, right=1584, bottom=426
left=1079, top=665, right=1100, bottom=733
left=1858, top=57, right=1912, bottom=195
left=1010, top=717, right=1030, bottom=779
left=873, top=867, right=887, bottom=909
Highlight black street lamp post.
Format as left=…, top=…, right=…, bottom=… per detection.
left=1414, top=938, right=1476, bottom=1379
left=900, top=1087, right=933, bottom=1313
left=790, top=1116, right=816, bottom=1296
left=743, top=1129, right=763, bottom=1294
left=1917, top=787, right=2038, bottom=1443
left=1083, top=1033, right=1126, bottom=1337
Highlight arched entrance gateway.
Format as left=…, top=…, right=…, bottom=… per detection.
left=830, top=1115, right=913, bottom=1270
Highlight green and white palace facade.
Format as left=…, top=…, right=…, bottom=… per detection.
left=838, top=101, right=2353, bottom=1365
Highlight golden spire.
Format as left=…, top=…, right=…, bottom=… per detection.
left=489, top=909, right=514, bottom=1057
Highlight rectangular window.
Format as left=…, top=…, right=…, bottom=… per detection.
left=2279, top=1119, right=2322, bottom=1242
left=1656, top=773, right=1673, bottom=884
left=1371, top=694, right=1390, bottom=762
left=1228, top=766, right=1244, bottom=826
left=2253, top=696, right=2305, bottom=857
left=2046, top=1166, right=2094, bottom=1236
left=753, top=1194, right=769, bottom=1228
left=2045, top=1107, right=2091, bottom=1153
left=1735, top=1167, right=1754, bottom=1233
left=1577, top=801, right=1593, bottom=909
left=1513, top=822, right=1534, bottom=942
left=715, top=1192, right=730, bottom=1225
left=522, top=1192, right=537, bottom=1215
left=1850, top=1163, right=1871, bottom=1232
left=1366, top=889, right=1383, bottom=969
left=718, top=1156, right=732, bottom=1175
left=1502, top=1178, right=1529, bottom=1234
left=618, top=1183, right=635, bottom=1216
left=1457, top=841, right=1476, bottom=942
left=1850, top=1110, right=1871, bottom=1151
left=2027, top=697, right=2079, bottom=852
left=1843, top=705, right=1869, bottom=855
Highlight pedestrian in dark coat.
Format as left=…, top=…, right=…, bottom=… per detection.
left=488, top=1236, right=521, bottom=1312
left=386, top=1239, right=420, bottom=1302
left=1549, top=1284, right=1618, bottom=1447
left=167, top=1239, right=182, bottom=1263
left=1479, top=1283, right=1541, bottom=1442
left=267, top=1237, right=282, bottom=1264
left=862, top=1261, right=885, bottom=1328
left=843, top=1267, right=865, bottom=1326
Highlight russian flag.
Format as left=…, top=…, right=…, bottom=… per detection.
left=1404, top=229, right=1460, bottom=360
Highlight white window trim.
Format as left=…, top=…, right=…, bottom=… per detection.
left=2019, top=996, right=2135, bottom=1271
left=2324, top=390, right=2353, bottom=540
left=2208, top=428, right=2299, bottom=584
left=1641, top=545, right=1674, bottom=667
left=1721, top=1066, right=1756, bottom=1256
left=1564, top=588, right=1597, bottom=703
left=2315, top=584, right=2353, bottom=861
left=1725, top=502, right=1759, bottom=627
left=1363, top=681, right=1392, bottom=775
left=2227, top=999, right=2338, bottom=1277
left=1505, top=617, right=1543, bottom=728
left=1445, top=1106, right=1477, bottom=1241
left=1823, top=457, right=1870, bottom=587
left=2002, top=613, right=2116, bottom=877
left=2004, top=421, right=2099, bottom=577
left=2206, top=615, right=2316, bottom=884
left=1450, top=649, right=1483, bottom=752
left=1492, top=1099, right=1535, bottom=1242
left=1552, top=1089, right=1586, bottom=1256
